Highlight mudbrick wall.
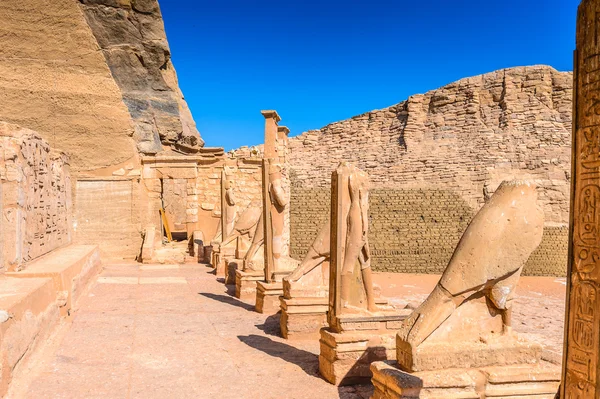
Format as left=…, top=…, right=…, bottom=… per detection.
left=288, top=66, right=572, bottom=276
left=0, top=122, right=71, bottom=271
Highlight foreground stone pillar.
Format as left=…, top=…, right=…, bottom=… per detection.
left=561, top=1, right=600, bottom=397
left=371, top=181, right=560, bottom=398
left=318, top=163, right=408, bottom=386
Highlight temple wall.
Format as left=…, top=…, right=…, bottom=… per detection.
left=0, top=123, right=71, bottom=271
left=288, top=66, right=572, bottom=276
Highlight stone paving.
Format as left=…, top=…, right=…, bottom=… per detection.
left=7, top=263, right=567, bottom=399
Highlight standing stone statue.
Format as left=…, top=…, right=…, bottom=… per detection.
left=286, top=219, right=330, bottom=283
left=243, top=210, right=264, bottom=271
left=267, top=161, right=288, bottom=274
left=398, top=181, right=543, bottom=348
left=340, top=172, right=377, bottom=313
left=222, top=173, right=238, bottom=241
left=369, top=181, right=559, bottom=398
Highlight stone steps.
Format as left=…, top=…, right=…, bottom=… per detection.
left=6, top=245, right=102, bottom=316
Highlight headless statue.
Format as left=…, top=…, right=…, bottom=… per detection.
left=219, top=200, right=261, bottom=249
left=340, top=172, right=377, bottom=313
left=398, top=181, right=544, bottom=347
left=286, top=219, right=330, bottom=283
left=243, top=211, right=265, bottom=271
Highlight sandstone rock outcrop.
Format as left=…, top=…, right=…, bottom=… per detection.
left=79, top=0, right=204, bottom=155
left=0, top=0, right=203, bottom=173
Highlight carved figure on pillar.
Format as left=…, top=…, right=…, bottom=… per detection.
left=267, top=161, right=288, bottom=276
left=222, top=177, right=237, bottom=241
left=562, top=1, right=600, bottom=397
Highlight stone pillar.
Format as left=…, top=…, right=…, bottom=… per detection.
left=261, top=110, right=281, bottom=159
left=220, top=169, right=228, bottom=242
left=562, top=1, right=600, bottom=397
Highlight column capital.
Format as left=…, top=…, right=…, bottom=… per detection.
left=261, top=110, right=281, bottom=122
left=277, top=126, right=290, bottom=136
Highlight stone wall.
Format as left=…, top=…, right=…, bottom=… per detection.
left=138, top=147, right=263, bottom=247
left=288, top=66, right=572, bottom=276
left=0, top=122, right=71, bottom=271
left=290, top=185, right=568, bottom=276
left=74, top=178, right=142, bottom=259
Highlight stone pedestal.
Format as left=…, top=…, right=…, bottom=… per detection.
left=255, top=281, right=284, bottom=314
left=280, top=296, right=328, bottom=340
left=225, top=259, right=241, bottom=285
left=318, top=311, right=410, bottom=386
left=214, top=245, right=235, bottom=279
left=370, top=361, right=560, bottom=399
left=235, top=269, right=263, bottom=301
left=370, top=298, right=560, bottom=398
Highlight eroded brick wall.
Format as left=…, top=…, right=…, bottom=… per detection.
left=0, top=122, right=71, bottom=271
left=290, top=186, right=569, bottom=277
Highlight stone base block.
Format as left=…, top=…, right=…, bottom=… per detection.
left=397, top=333, right=543, bottom=373
left=330, top=307, right=410, bottom=333
left=370, top=361, right=560, bottom=399
left=7, top=245, right=102, bottom=316
left=225, top=259, right=241, bottom=285
left=280, top=296, right=328, bottom=340
left=0, top=277, right=60, bottom=396
left=214, top=247, right=235, bottom=278
left=235, top=270, right=264, bottom=301
left=255, top=281, right=283, bottom=314
left=318, top=325, right=399, bottom=386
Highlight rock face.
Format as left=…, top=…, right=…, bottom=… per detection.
left=0, top=0, right=136, bottom=172
left=79, top=0, right=204, bottom=155
left=0, top=0, right=202, bottom=173
left=288, top=65, right=572, bottom=276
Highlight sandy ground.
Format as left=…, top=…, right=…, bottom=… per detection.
left=7, top=263, right=566, bottom=399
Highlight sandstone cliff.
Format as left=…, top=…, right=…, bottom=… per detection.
left=0, top=0, right=202, bottom=172
left=79, top=0, right=204, bottom=155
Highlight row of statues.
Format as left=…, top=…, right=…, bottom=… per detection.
left=209, top=109, right=559, bottom=397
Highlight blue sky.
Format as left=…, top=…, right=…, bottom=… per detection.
left=161, top=0, right=579, bottom=151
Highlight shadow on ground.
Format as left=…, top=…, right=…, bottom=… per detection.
left=199, top=293, right=255, bottom=312
left=238, top=334, right=319, bottom=377
left=255, top=313, right=281, bottom=337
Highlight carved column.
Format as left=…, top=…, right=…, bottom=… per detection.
left=562, top=1, right=600, bottom=397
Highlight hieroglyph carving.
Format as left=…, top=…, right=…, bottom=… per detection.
left=563, top=1, right=600, bottom=397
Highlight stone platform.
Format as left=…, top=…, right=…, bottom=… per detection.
left=213, top=246, right=235, bottom=278
left=370, top=361, right=560, bottom=399
left=319, top=311, right=411, bottom=386
left=235, top=269, right=263, bottom=301
left=6, top=245, right=101, bottom=316
left=255, top=281, right=283, bottom=314
left=0, top=277, right=60, bottom=396
left=279, top=296, right=328, bottom=340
